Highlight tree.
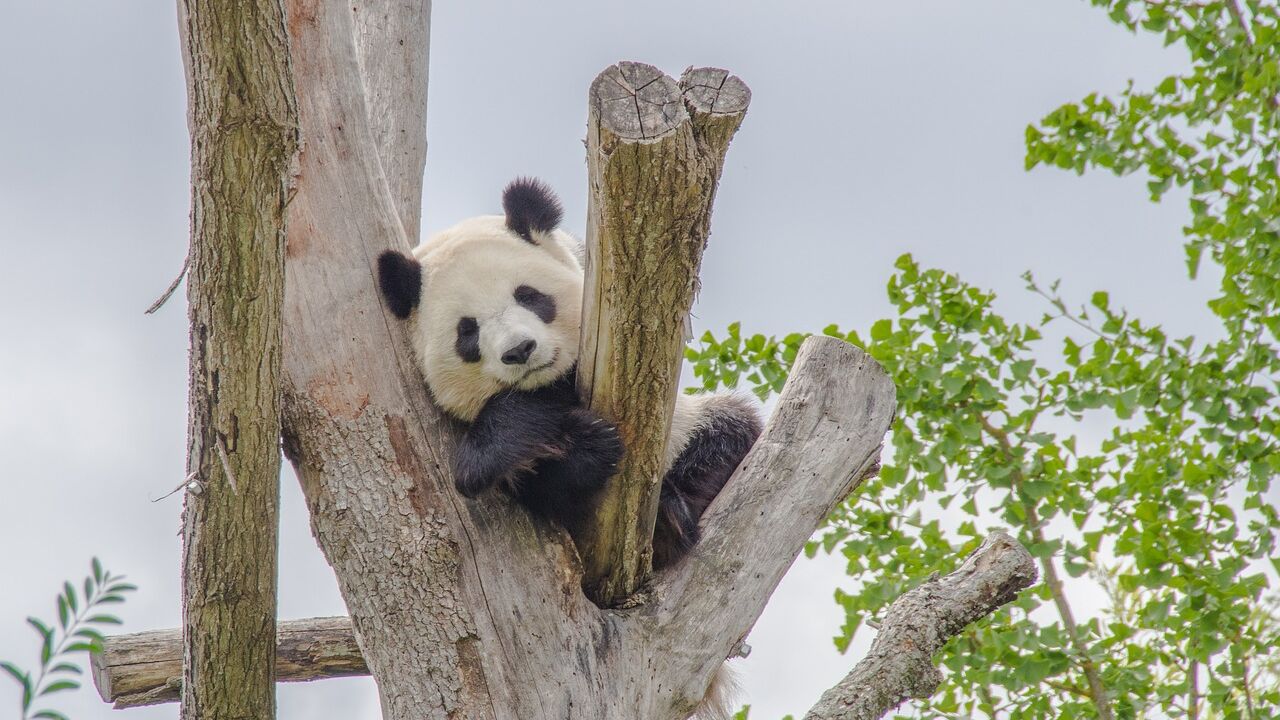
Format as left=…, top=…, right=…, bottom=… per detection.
left=690, top=1, right=1280, bottom=717
left=91, top=1, right=1040, bottom=719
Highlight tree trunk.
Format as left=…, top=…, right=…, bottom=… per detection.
left=175, top=0, right=298, bottom=717
left=577, top=63, right=751, bottom=606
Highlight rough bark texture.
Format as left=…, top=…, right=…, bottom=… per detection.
left=577, top=62, right=750, bottom=606
left=175, top=0, right=299, bottom=717
left=91, top=618, right=365, bottom=708
left=801, top=533, right=1038, bottom=720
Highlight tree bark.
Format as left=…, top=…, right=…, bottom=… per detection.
left=92, top=618, right=365, bottom=708
left=175, top=0, right=298, bottom=718
left=577, top=62, right=750, bottom=606
left=801, top=532, right=1038, bottom=720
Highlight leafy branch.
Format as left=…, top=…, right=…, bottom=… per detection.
left=1, top=559, right=137, bottom=720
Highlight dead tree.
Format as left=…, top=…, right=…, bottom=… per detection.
left=95, top=1, right=1038, bottom=718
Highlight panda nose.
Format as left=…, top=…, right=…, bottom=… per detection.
left=501, top=339, right=537, bottom=365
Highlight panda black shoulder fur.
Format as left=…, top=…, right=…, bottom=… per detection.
left=376, top=178, right=762, bottom=572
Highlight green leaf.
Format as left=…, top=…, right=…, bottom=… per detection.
left=0, top=661, right=30, bottom=690
left=38, top=680, right=79, bottom=696
left=26, top=617, right=52, bottom=641
left=63, top=582, right=77, bottom=614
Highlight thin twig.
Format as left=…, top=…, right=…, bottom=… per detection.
left=151, top=471, right=202, bottom=502
left=144, top=255, right=189, bottom=315
left=216, top=435, right=239, bottom=495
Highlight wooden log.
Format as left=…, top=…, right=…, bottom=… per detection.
left=577, top=62, right=750, bottom=607
left=91, top=618, right=366, bottom=709
left=174, top=0, right=298, bottom=717
left=802, top=533, right=1038, bottom=720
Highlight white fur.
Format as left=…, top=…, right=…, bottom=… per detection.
left=691, top=663, right=741, bottom=720
left=407, top=216, right=583, bottom=421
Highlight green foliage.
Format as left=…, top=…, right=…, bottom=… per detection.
left=2, top=559, right=137, bottom=720
left=689, top=254, right=1278, bottom=717
left=689, top=2, right=1280, bottom=718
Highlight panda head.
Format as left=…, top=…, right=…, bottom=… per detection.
left=377, top=178, right=584, bottom=422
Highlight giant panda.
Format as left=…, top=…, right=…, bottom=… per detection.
left=376, top=178, right=763, bottom=575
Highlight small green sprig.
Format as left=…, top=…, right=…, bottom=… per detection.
left=1, top=558, right=136, bottom=720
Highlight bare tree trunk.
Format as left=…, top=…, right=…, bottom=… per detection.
left=175, top=0, right=298, bottom=718
left=577, top=62, right=751, bottom=606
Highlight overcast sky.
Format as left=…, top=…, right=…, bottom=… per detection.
left=0, top=1, right=1210, bottom=718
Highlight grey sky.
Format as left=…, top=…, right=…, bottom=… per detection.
left=0, top=1, right=1205, bottom=718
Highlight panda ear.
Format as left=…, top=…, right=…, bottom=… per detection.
left=502, top=177, right=563, bottom=244
left=377, top=250, right=422, bottom=319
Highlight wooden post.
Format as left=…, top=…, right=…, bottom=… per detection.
left=577, top=62, right=750, bottom=606
left=175, top=0, right=298, bottom=718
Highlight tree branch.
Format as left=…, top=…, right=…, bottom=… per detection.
left=802, top=532, right=1038, bottom=720
left=577, top=62, right=749, bottom=606
left=651, top=336, right=897, bottom=706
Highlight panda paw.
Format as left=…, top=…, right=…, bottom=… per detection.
left=559, top=408, right=625, bottom=491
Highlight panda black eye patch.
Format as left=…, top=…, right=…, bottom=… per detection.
left=513, top=285, right=556, bottom=323
left=456, top=317, right=481, bottom=363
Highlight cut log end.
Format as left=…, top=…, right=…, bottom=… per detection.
left=679, top=66, right=751, bottom=116
left=589, top=61, right=688, bottom=141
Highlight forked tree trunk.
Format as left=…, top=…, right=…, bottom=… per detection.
left=103, top=2, right=1038, bottom=718
left=174, top=0, right=299, bottom=717
left=576, top=62, right=751, bottom=606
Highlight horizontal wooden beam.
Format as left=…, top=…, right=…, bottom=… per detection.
left=91, top=617, right=365, bottom=708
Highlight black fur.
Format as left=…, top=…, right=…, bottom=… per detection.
left=453, top=369, right=623, bottom=530
left=456, top=370, right=760, bottom=570
left=502, top=177, right=563, bottom=244
left=455, top=317, right=481, bottom=363
left=652, top=401, right=763, bottom=570
left=514, top=285, right=557, bottom=323
left=377, top=250, right=422, bottom=319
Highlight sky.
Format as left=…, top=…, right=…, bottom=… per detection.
left=0, top=1, right=1213, bottom=718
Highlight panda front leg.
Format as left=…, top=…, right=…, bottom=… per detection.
left=653, top=394, right=764, bottom=569
left=453, top=390, right=573, bottom=498
left=516, top=407, right=624, bottom=525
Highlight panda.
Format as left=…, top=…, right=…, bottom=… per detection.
left=375, top=177, right=762, bottom=572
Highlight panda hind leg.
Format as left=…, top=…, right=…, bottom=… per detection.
left=653, top=394, right=763, bottom=570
